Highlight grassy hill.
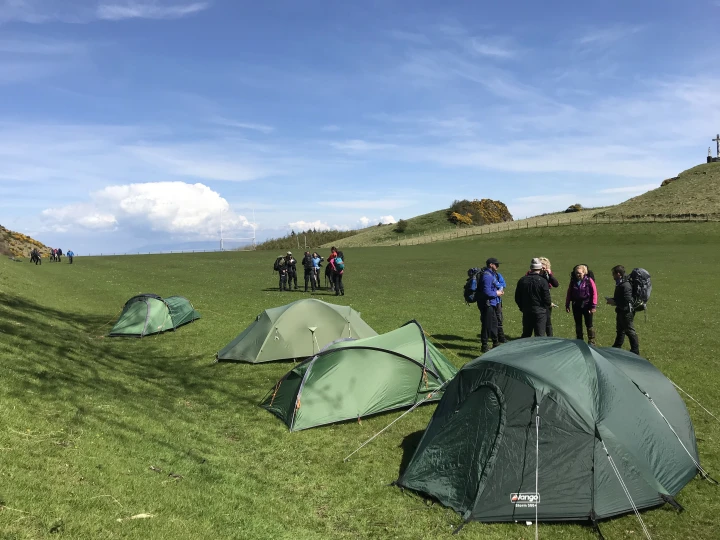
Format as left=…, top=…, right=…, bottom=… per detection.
left=2, top=222, right=719, bottom=539
left=0, top=224, right=48, bottom=257
left=595, top=162, right=720, bottom=218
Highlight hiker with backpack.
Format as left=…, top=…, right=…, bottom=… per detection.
left=515, top=258, right=552, bottom=338
left=606, top=265, right=640, bottom=355
left=328, top=248, right=345, bottom=296
left=565, top=264, right=598, bottom=344
left=273, top=254, right=289, bottom=291
left=476, top=257, right=504, bottom=353
left=67, top=250, right=74, bottom=264
left=495, top=269, right=508, bottom=344
left=302, top=251, right=314, bottom=292
left=286, top=251, right=299, bottom=290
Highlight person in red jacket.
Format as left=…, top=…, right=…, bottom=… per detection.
left=328, top=248, right=345, bottom=296
left=565, top=264, right=598, bottom=344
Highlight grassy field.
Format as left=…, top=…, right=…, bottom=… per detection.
left=1, top=222, right=719, bottom=539
left=596, top=162, right=720, bottom=217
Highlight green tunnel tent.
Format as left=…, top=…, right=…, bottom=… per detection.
left=397, top=338, right=703, bottom=525
left=109, top=294, right=200, bottom=337
left=260, top=320, right=459, bottom=431
left=216, top=298, right=377, bottom=363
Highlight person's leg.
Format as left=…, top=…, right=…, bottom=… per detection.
left=572, top=303, right=584, bottom=340
left=625, top=312, right=639, bottom=354
left=545, top=307, right=553, bottom=337
left=612, top=312, right=625, bottom=348
left=311, top=269, right=317, bottom=291
left=334, top=273, right=341, bottom=295
left=534, top=309, right=547, bottom=337
left=521, top=312, right=534, bottom=338
left=496, top=303, right=507, bottom=343
left=304, top=270, right=310, bottom=291
left=480, top=305, right=494, bottom=351
left=584, top=309, right=595, bottom=345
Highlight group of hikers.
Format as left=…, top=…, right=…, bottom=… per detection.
left=273, top=246, right=345, bottom=295
left=469, top=257, right=650, bottom=356
left=30, top=247, right=74, bottom=265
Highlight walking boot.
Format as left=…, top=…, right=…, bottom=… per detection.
left=497, top=328, right=507, bottom=344
left=587, top=327, right=596, bottom=346
left=480, top=343, right=490, bottom=353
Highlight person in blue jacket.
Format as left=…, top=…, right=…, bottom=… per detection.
left=478, top=257, right=504, bottom=353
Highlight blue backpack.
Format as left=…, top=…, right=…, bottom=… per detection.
left=335, top=256, right=344, bottom=271
left=464, top=267, right=481, bottom=304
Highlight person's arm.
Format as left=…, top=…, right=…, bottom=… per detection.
left=515, top=279, right=523, bottom=311
left=622, top=281, right=633, bottom=310
left=482, top=272, right=497, bottom=299
left=547, top=272, right=559, bottom=288
left=589, top=278, right=598, bottom=309
left=543, top=281, right=552, bottom=308
left=565, top=283, right=572, bottom=311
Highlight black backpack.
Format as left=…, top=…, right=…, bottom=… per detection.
left=273, top=256, right=287, bottom=272
left=463, top=267, right=481, bottom=304
left=629, top=268, right=652, bottom=311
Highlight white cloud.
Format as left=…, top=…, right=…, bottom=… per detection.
left=357, top=215, right=396, bottom=227
left=470, top=37, right=515, bottom=59
left=42, top=182, right=252, bottom=237
left=358, top=216, right=370, bottom=227
left=331, top=139, right=397, bottom=152
left=211, top=117, right=274, bottom=134
left=288, top=220, right=349, bottom=232
left=597, top=184, right=658, bottom=195
left=576, top=24, right=644, bottom=47
left=97, top=2, right=209, bottom=21
left=378, top=215, right=396, bottom=224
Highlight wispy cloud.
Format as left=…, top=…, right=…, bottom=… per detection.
left=470, top=37, right=516, bottom=59
left=0, top=35, right=88, bottom=84
left=576, top=24, right=644, bottom=47
left=211, top=117, right=274, bottom=134
left=321, top=124, right=341, bottom=132
left=331, top=139, right=397, bottom=152
left=97, top=1, right=210, bottom=21
left=317, top=199, right=412, bottom=210
left=0, top=0, right=210, bottom=24
left=597, top=184, right=658, bottom=195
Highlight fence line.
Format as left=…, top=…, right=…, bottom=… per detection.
left=389, top=213, right=720, bottom=247
left=81, top=248, right=256, bottom=257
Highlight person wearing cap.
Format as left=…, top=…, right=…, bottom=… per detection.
left=478, top=257, right=504, bottom=353
left=515, top=258, right=552, bottom=338
left=285, top=251, right=299, bottom=290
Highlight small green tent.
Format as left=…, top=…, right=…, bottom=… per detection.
left=397, top=338, right=702, bottom=525
left=109, top=294, right=200, bottom=337
left=216, top=298, right=377, bottom=363
left=260, top=320, right=459, bottom=431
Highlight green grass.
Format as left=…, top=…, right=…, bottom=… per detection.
left=1, top=223, right=719, bottom=539
left=596, top=162, right=720, bottom=217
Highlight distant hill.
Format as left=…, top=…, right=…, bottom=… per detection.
left=0, top=225, right=48, bottom=258
left=595, top=162, right=720, bottom=218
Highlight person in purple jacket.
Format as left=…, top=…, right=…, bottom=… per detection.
left=478, top=257, right=504, bottom=353
left=565, top=264, right=598, bottom=344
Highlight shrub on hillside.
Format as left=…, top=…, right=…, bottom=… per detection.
left=661, top=177, right=679, bottom=187
left=394, top=219, right=408, bottom=233
left=255, top=229, right=358, bottom=251
left=447, top=199, right=512, bottom=225
left=0, top=238, right=10, bottom=256
left=565, top=204, right=583, bottom=213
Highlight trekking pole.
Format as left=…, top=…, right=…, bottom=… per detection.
left=343, top=379, right=451, bottom=462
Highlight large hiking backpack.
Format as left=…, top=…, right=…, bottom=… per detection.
left=629, top=268, right=652, bottom=311
left=464, top=267, right=481, bottom=304
left=334, top=256, right=345, bottom=271
left=273, top=256, right=287, bottom=272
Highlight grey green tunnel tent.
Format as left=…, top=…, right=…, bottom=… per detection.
left=260, top=320, right=459, bottom=431
left=216, top=298, right=377, bottom=363
left=397, top=338, right=703, bottom=525
left=109, top=294, right=200, bottom=337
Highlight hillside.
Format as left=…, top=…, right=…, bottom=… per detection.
left=0, top=225, right=48, bottom=258
left=595, top=162, right=720, bottom=217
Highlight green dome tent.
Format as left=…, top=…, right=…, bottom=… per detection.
left=260, top=320, right=459, bottom=431
left=109, top=294, right=200, bottom=338
left=397, top=338, right=703, bottom=526
left=216, top=298, right=377, bottom=363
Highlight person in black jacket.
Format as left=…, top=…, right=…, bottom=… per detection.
left=606, top=265, right=639, bottom=355
left=302, top=251, right=314, bottom=292
left=538, top=257, right=559, bottom=336
left=286, top=251, right=299, bottom=290
left=515, top=258, right=552, bottom=337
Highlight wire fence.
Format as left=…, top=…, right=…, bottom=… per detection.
left=389, top=212, right=720, bottom=247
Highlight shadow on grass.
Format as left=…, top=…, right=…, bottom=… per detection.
left=397, top=429, right=425, bottom=477
left=0, top=291, right=270, bottom=457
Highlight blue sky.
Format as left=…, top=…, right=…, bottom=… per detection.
left=1, top=0, right=719, bottom=253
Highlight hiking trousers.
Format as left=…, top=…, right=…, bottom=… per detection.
left=545, top=306, right=554, bottom=336
left=480, top=303, right=499, bottom=346
left=613, top=311, right=639, bottom=354
left=496, top=302, right=507, bottom=343
left=521, top=309, right=547, bottom=338
left=334, top=272, right=344, bottom=295
left=279, top=273, right=288, bottom=291
left=304, top=269, right=316, bottom=291
left=572, top=304, right=594, bottom=339
left=288, top=270, right=298, bottom=289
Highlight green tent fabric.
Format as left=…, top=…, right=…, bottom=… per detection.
left=109, top=294, right=200, bottom=337
left=216, top=298, right=377, bottom=363
left=397, top=338, right=701, bottom=524
left=260, top=320, right=459, bottom=431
